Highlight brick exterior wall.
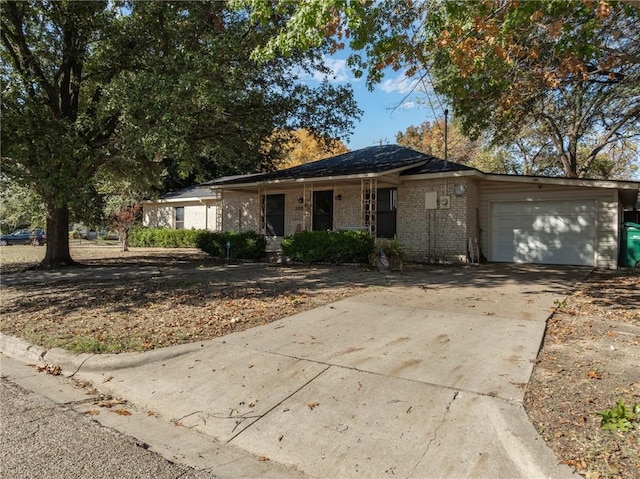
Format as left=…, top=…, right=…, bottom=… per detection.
left=397, top=178, right=474, bottom=263
left=222, top=193, right=260, bottom=232
left=333, top=186, right=362, bottom=230
left=220, top=180, right=479, bottom=264
left=285, top=192, right=308, bottom=234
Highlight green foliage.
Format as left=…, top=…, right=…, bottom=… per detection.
left=63, top=337, right=132, bottom=355
left=129, top=228, right=268, bottom=260
left=241, top=0, right=640, bottom=179
left=1, top=0, right=360, bottom=266
left=129, top=228, right=202, bottom=249
left=194, top=231, right=267, bottom=261
left=0, top=180, right=46, bottom=233
left=597, top=400, right=639, bottom=433
left=281, top=230, right=374, bottom=264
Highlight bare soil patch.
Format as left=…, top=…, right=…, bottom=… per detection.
left=524, top=269, right=640, bottom=479
left=1, top=246, right=639, bottom=477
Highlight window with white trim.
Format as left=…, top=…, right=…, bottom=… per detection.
left=175, top=207, right=185, bottom=230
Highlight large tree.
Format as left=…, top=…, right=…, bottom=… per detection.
left=396, top=118, right=480, bottom=166
left=397, top=117, right=639, bottom=179
left=273, top=129, right=349, bottom=170
left=241, top=0, right=640, bottom=179
left=1, top=1, right=360, bottom=267
left=424, top=0, right=640, bottom=178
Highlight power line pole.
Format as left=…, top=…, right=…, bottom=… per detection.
left=444, top=109, right=449, bottom=161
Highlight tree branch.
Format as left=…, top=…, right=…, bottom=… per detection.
left=4, top=1, right=60, bottom=117
left=579, top=103, right=640, bottom=177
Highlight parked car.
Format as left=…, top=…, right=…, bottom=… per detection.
left=0, top=228, right=47, bottom=246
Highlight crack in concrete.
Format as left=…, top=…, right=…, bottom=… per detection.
left=225, top=364, right=331, bottom=444
left=408, top=390, right=459, bottom=478
left=248, top=348, right=521, bottom=404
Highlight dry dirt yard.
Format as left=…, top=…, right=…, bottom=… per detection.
left=524, top=268, right=640, bottom=479
left=1, top=245, right=638, bottom=478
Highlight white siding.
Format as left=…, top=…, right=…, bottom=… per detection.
left=143, top=201, right=220, bottom=231
left=143, top=205, right=173, bottom=228
left=184, top=204, right=219, bottom=230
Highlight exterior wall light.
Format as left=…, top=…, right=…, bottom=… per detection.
left=453, top=184, right=466, bottom=197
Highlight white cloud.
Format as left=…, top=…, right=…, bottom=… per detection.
left=380, top=75, right=416, bottom=95
left=380, top=72, right=432, bottom=95
left=400, top=101, right=416, bottom=110
left=321, top=58, right=351, bottom=82
left=295, top=57, right=353, bottom=84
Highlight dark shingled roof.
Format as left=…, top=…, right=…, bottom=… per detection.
left=160, top=184, right=218, bottom=200
left=400, top=157, right=475, bottom=175
left=210, top=145, right=469, bottom=186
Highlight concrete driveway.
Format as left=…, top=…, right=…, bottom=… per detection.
left=2, top=264, right=586, bottom=478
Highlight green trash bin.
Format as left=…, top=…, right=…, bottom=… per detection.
left=620, top=222, right=640, bottom=267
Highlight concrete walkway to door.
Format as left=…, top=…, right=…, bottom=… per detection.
left=1, top=264, right=586, bottom=478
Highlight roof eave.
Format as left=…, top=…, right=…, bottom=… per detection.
left=480, top=173, right=640, bottom=190
left=402, top=170, right=479, bottom=181
left=215, top=160, right=428, bottom=189
left=143, top=195, right=220, bottom=204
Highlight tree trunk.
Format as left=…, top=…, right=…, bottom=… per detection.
left=121, top=228, right=129, bottom=252
left=41, top=204, right=75, bottom=268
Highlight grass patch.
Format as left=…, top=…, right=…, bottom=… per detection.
left=28, top=333, right=145, bottom=354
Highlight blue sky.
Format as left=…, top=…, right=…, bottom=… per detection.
left=303, top=56, right=447, bottom=150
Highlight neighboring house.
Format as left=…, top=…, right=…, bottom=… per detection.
left=144, top=145, right=640, bottom=268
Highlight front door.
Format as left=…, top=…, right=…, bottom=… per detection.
left=313, top=190, right=333, bottom=231
left=265, top=194, right=285, bottom=236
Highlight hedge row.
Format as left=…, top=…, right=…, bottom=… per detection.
left=129, top=228, right=267, bottom=260
left=129, top=228, right=377, bottom=264
left=194, top=230, right=266, bottom=261
left=129, top=228, right=201, bottom=248
left=281, top=230, right=374, bottom=264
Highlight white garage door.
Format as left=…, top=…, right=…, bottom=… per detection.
left=491, top=201, right=596, bottom=266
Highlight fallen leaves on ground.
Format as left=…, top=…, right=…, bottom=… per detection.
left=524, top=269, right=640, bottom=479
left=98, top=398, right=127, bottom=408
left=35, top=363, right=62, bottom=376
left=110, top=408, right=132, bottom=416
left=2, top=248, right=638, bottom=477
left=0, top=261, right=374, bottom=354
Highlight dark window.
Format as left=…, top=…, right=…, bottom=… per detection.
left=265, top=194, right=285, bottom=236
left=313, top=190, right=333, bottom=231
left=377, top=188, right=397, bottom=238
left=175, top=207, right=184, bottom=230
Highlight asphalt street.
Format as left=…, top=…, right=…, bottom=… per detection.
left=0, top=376, right=215, bottom=479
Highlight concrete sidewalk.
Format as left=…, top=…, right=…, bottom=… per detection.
left=1, top=265, right=585, bottom=478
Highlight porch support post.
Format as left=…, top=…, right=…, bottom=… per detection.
left=362, top=178, right=377, bottom=236
left=216, top=190, right=224, bottom=232
left=303, top=183, right=313, bottom=231
left=259, top=187, right=267, bottom=235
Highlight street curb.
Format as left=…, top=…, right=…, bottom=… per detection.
left=0, top=333, right=208, bottom=377
left=0, top=334, right=48, bottom=364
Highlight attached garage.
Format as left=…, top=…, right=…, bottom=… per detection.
left=479, top=176, right=639, bottom=269
left=490, top=200, right=596, bottom=266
